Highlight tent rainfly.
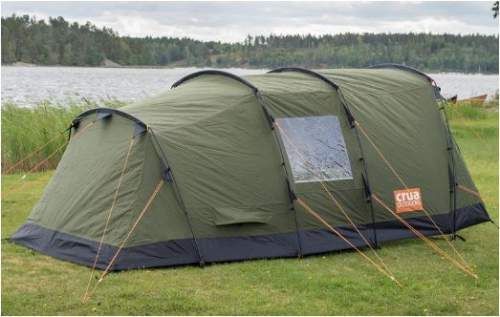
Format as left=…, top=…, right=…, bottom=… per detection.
left=11, top=65, right=491, bottom=271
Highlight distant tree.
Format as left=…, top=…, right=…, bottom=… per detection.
left=493, top=1, right=499, bottom=18
left=0, top=14, right=498, bottom=73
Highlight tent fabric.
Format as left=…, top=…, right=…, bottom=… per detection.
left=11, top=66, right=490, bottom=271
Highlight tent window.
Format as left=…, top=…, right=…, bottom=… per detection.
left=277, top=115, right=353, bottom=183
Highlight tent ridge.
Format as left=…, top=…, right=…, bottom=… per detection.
left=171, top=69, right=258, bottom=93
left=268, top=67, right=340, bottom=90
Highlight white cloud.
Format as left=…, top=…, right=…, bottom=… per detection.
left=2, top=1, right=498, bottom=42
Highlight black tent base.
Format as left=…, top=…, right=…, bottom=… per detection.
left=10, top=203, right=489, bottom=271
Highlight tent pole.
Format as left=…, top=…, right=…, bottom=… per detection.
left=254, top=91, right=303, bottom=258
left=338, top=91, right=379, bottom=247
left=150, top=130, right=205, bottom=266
left=253, top=88, right=303, bottom=258
left=440, top=105, right=458, bottom=240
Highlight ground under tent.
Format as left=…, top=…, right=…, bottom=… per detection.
left=11, top=65, right=490, bottom=274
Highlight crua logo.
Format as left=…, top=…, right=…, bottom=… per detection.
left=393, top=188, right=423, bottom=213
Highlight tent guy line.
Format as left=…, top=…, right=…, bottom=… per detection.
left=83, top=134, right=137, bottom=302
left=3, top=131, right=66, bottom=174
left=276, top=118, right=476, bottom=281
left=295, top=197, right=401, bottom=287
left=84, top=179, right=165, bottom=302
left=274, top=120, right=397, bottom=282
left=354, top=120, right=475, bottom=273
left=2, top=120, right=96, bottom=199
left=371, top=194, right=478, bottom=279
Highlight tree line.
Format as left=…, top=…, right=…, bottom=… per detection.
left=2, top=14, right=498, bottom=73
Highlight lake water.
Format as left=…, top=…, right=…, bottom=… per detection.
left=1, top=66, right=498, bottom=107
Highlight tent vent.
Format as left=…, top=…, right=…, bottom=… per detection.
left=286, top=179, right=297, bottom=205
left=134, top=122, right=147, bottom=136
left=342, top=104, right=355, bottom=128
left=71, top=118, right=81, bottom=130
left=162, top=167, right=173, bottom=183
left=362, top=174, right=372, bottom=202
left=255, top=91, right=275, bottom=128
left=96, top=110, right=112, bottom=120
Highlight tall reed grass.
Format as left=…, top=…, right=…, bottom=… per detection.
left=1, top=100, right=123, bottom=174
left=444, top=96, right=499, bottom=141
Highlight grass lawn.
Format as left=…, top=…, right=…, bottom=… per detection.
left=1, top=105, right=498, bottom=315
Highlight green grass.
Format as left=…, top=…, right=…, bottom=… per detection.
left=1, top=103, right=498, bottom=315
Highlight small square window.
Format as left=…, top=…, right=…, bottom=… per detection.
left=276, top=115, right=353, bottom=183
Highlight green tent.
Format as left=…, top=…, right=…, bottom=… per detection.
left=11, top=65, right=490, bottom=271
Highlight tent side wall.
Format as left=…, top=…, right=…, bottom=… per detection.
left=10, top=113, right=167, bottom=268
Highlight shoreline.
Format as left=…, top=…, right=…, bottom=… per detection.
left=3, top=62, right=193, bottom=70
left=2, top=63, right=498, bottom=75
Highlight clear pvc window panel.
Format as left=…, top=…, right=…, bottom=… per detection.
left=276, top=115, right=353, bottom=183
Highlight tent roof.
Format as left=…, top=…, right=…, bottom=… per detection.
left=117, top=67, right=432, bottom=132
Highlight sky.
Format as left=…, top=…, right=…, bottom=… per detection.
left=1, top=1, right=498, bottom=42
